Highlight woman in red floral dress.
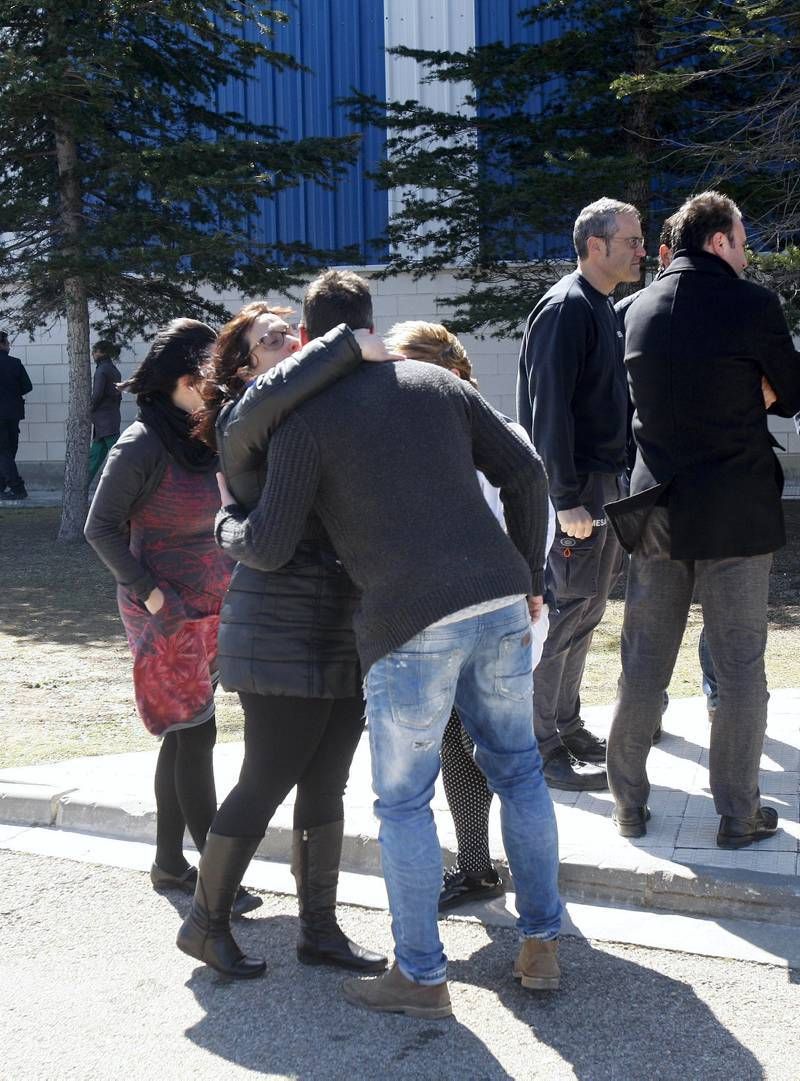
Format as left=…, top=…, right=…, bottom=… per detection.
left=85, top=318, right=258, bottom=913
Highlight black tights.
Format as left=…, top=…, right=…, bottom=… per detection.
left=212, top=694, right=364, bottom=839
left=440, top=708, right=493, bottom=875
left=154, top=716, right=217, bottom=874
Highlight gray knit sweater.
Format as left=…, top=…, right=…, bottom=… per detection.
left=216, top=360, right=549, bottom=673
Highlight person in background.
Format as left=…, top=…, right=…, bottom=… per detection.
left=0, top=330, right=33, bottom=501
left=89, top=340, right=122, bottom=482
left=383, top=319, right=556, bottom=912
left=85, top=319, right=259, bottom=916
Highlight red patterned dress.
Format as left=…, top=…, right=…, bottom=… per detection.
left=118, top=462, right=233, bottom=736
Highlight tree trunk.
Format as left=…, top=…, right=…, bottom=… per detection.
left=54, top=122, right=91, bottom=543
left=618, top=1, right=657, bottom=301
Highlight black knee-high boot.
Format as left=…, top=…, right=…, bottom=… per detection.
left=176, top=833, right=266, bottom=979
left=291, top=821, right=387, bottom=973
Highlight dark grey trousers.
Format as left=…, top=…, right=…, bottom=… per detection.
left=533, top=472, right=626, bottom=757
left=607, top=506, right=772, bottom=819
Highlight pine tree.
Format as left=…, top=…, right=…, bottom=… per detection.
left=614, top=0, right=799, bottom=324
left=348, top=0, right=761, bottom=337
left=0, top=2, right=360, bottom=540
left=615, top=0, right=799, bottom=243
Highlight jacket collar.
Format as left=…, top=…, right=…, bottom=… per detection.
left=660, top=249, right=740, bottom=280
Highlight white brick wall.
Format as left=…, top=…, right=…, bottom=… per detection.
left=6, top=267, right=797, bottom=486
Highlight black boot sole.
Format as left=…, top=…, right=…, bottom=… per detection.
left=438, top=882, right=505, bottom=912
left=716, top=828, right=779, bottom=850
left=297, top=946, right=387, bottom=973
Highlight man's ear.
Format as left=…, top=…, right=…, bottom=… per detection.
left=299, top=324, right=310, bottom=346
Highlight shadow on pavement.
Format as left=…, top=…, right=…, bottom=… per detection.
left=446, top=928, right=765, bottom=1081
left=183, top=913, right=514, bottom=1080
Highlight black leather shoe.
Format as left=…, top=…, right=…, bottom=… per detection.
left=612, top=805, right=651, bottom=838
left=151, top=862, right=261, bottom=918
left=438, top=866, right=504, bottom=912
left=151, top=862, right=197, bottom=893
left=717, top=806, right=779, bottom=849
left=543, top=746, right=608, bottom=791
left=561, top=724, right=606, bottom=763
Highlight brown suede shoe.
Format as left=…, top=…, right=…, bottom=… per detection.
left=342, top=963, right=452, bottom=1019
left=513, top=938, right=560, bottom=990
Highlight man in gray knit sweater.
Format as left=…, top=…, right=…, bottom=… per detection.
left=217, top=270, right=562, bottom=1018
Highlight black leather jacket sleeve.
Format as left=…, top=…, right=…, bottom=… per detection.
left=216, top=324, right=361, bottom=509
left=84, top=422, right=166, bottom=600
left=215, top=414, right=320, bottom=571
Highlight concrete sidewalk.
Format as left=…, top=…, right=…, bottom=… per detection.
left=1, top=690, right=799, bottom=925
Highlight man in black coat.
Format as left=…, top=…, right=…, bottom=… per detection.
left=606, top=191, right=800, bottom=848
left=89, top=340, right=122, bottom=481
left=0, top=330, right=33, bottom=500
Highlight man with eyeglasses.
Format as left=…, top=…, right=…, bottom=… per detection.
left=517, top=197, right=646, bottom=791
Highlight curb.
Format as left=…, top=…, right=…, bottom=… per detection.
left=2, top=784, right=798, bottom=927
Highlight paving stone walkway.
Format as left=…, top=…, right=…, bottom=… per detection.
left=1, top=689, right=798, bottom=924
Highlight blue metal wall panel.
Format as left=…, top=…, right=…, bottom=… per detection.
left=214, top=2, right=388, bottom=266
left=475, top=1, right=571, bottom=259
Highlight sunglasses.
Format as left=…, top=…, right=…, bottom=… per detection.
left=251, top=328, right=292, bottom=353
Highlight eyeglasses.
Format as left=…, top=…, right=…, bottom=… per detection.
left=607, top=236, right=646, bottom=250
left=251, top=328, right=291, bottom=353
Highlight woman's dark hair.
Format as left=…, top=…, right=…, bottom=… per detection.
left=118, top=319, right=216, bottom=404
left=193, top=302, right=293, bottom=449
left=93, top=339, right=119, bottom=360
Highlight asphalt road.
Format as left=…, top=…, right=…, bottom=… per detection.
left=1, top=849, right=797, bottom=1081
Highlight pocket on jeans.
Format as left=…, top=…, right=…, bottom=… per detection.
left=386, top=652, right=456, bottom=730
left=494, top=629, right=533, bottom=702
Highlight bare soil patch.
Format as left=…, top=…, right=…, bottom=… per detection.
left=2, top=504, right=799, bottom=768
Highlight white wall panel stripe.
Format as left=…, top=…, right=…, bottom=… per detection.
left=383, top=0, right=477, bottom=253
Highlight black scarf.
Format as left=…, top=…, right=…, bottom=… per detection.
left=138, top=394, right=217, bottom=473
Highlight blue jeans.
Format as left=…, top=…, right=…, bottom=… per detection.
left=698, top=627, right=719, bottom=709
left=365, top=599, right=563, bottom=985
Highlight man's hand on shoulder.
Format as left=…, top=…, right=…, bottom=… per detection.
left=556, top=505, right=593, bottom=539
left=353, top=328, right=404, bottom=363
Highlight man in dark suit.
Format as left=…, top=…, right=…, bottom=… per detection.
left=0, top=330, right=33, bottom=500
left=606, top=191, right=800, bottom=848
left=89, top=340, right=122, bottom=481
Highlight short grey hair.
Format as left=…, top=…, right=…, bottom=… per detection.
left=573, top=197, right=640, bottom=259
